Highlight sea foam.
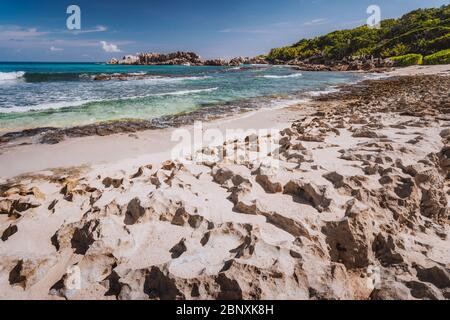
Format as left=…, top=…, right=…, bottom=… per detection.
left=0, top=71, right=25, bottom=81
left=259, top=73, right=302, bottom=79
left=0, top=87, right=219, bottom=114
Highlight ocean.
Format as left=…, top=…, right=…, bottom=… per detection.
left=0, top=62, right=368, bottom=133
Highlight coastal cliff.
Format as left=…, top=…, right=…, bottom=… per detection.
left=267, top=5, right=450, bottom=68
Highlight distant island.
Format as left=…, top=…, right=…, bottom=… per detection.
left=108, top=4, right=450, bottom=72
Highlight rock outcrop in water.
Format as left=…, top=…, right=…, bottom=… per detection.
left=228, top=56, right=269, bottom=66
left=107, top=52, right=203, bottom=66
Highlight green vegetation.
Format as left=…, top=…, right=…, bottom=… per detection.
left=424, top=49, right=450, bottom=64
left=267, top=5, right=450, bottom=63
left=390, top=54, right=423, bottom=66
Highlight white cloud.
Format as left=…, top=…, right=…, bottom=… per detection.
left=70, top=25, right=108, bottom=35
left=100, top=41, right=121, bottom=52
left=0, top=25, right=49, bottom=41
left=218, top=27, right=268, bottom=34
left=0, top=24, right=109, bottom=43
left=304, top=18, right=329, bottom=26
left=96, top=25, right=107, bottom=32
left=50, top=46, right=64, bottom=51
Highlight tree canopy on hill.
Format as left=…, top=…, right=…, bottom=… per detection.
left=267, top=5, right=450, bottom=62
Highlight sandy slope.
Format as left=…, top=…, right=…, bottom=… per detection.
left=0, top=66, right=449, bottom=300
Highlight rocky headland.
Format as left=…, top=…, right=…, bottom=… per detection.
left=0, top=70, right=449, bottom=300
left=106, top=52, right=268, bottom=67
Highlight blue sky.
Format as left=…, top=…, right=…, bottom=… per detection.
left=0, top=0, right=448, bottom=61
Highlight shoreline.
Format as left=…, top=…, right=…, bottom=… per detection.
left=2, top=64, right=449, bottom=136
left=0, top=64, right=359, bottom=138
left=0, top=65, right=449, bottom=179
left=0, top=68, right=337, bottom=138
left=0, top=103, right=301, bottom=179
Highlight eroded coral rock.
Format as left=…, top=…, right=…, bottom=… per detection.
left=284, top=180, right=332, bottom=212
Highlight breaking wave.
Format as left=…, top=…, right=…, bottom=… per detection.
left=0, top=71, right=25, bottom=81
left=0, top=87, right=219, bottom=114
left=259, top=73, right=302, bottom=79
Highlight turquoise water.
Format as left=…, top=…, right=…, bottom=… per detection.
left=0, top=62, right=366, bottom=132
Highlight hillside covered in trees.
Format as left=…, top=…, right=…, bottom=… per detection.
left=267, top=4, right=450, bottom=63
